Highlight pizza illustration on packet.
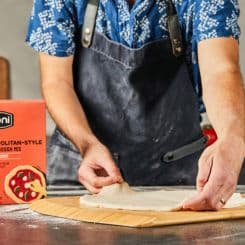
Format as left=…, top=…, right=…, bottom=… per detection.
left=4, top=165, right=47, bottom=203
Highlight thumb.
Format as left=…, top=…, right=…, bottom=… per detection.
left=196, top=155, right=213, bottom=191
left=103, top=158, right=124, bottom=183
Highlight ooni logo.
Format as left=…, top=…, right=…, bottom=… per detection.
left=0, top=112, right=14, bottom=129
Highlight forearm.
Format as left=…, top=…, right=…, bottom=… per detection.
left=39, top=53, right=98, bottom=154
left=185, top=67, right=245, bottom=211
left=38, top=53, right=122, bottom=189
left=198, top=37, right=245, bottom=152
left=202, top=69, right=245, bottom=143
left=42, top=81, right=98, bottom=153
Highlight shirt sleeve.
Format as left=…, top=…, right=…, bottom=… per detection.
left=194, top=0, right=240, bottom=42
left=25, top=0, right=78, bottom=57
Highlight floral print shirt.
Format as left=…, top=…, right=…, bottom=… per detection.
left=26, top=0, right=240, bottom=112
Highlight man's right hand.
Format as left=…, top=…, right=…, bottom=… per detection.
left=38, top=53, right=124, bottom=192
left=78, top=142, right=124, bottom=194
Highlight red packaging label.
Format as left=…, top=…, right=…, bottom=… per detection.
left=0, top=100, right=46, bottom=204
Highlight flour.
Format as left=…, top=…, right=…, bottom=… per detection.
left=0, top=204, right=80, bottom=225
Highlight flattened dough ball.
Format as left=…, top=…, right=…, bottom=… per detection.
left=80, top=182, right=245, bottom=211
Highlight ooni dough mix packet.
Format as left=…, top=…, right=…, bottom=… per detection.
left=0, top=100, right=46, bottom=204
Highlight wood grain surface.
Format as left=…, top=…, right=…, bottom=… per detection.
left=0, top=57, right=10, bottom=99
left=29, top=196, right=245, bottom=228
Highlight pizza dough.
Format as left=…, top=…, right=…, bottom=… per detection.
left=80, top=182, right=245, bottom=211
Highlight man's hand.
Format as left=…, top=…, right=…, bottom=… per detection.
left=183, top=135, right=244, bottom=210
left=184, top=37, right=245, bottom=211
left=39, top=53, right=124, bottom=191
left=78, top=142, right=124, bottom=194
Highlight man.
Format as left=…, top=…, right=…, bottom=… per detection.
left=26, top=0, right=245, bottom=211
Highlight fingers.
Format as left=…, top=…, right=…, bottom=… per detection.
left=196, top=153, right=213, bottom=191
left=182, top=192, right=209, bottom=211
left=81, top=181, right=101, bottom=194
left=86, top=143, right=124, bottom=183
left=183, top=181, right=235, bottom=211
left=78, top=165, right=115, bottom=191
left=103, top=158, right=124, bottom=183
left=183, top=153, right=238, bottom=211
left=78, top=144, right=124, bottom=193
left=86, top=168, right=115, bottom=187
left=183, top=180, right=223, bottom=211
left=202, top=153, right=237, bottom=210
left=214, top=185, right=235, bottom=210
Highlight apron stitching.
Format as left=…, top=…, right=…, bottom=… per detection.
left=93, top=31, right=169, bottom=52
left=90, top=46, right=133, bottom=69
left=90, top=45, right=172, bottom=69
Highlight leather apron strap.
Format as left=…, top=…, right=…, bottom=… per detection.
left=166, top=0, right=184, bottom=57
left=81, top=0, right=99, bottom=48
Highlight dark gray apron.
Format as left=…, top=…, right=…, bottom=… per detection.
left=47, top=0, right=207, bottom=186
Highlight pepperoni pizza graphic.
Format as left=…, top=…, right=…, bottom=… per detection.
left=4, top=165, right=46, bottom=203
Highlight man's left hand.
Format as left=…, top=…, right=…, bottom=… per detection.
left=182, top=135, right=245, bottom=211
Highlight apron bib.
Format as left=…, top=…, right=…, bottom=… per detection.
left=47, top=0, right=206, bottom=186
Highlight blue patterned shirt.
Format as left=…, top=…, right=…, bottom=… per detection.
left=26, top=0, right=240, bottom=112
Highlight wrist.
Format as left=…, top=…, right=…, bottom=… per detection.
left=219, top=132, right=245, bottom=156
left=216, top=123, right=245, bottom=142
left=77, top=133, right=100, bottom=156
left=219, top=128, right=245, bottom=142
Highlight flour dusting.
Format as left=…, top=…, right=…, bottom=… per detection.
left=0, top=204, right=80, bottom=225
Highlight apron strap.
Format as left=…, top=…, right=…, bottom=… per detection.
left=166, top=0, right=184, bottom=57
left=162, top=136, right=207, bottom=163
left=81, top=0, right=99, bottom=48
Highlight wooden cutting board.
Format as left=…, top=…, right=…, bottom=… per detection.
left=30, top=196, right=245, bottom=227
